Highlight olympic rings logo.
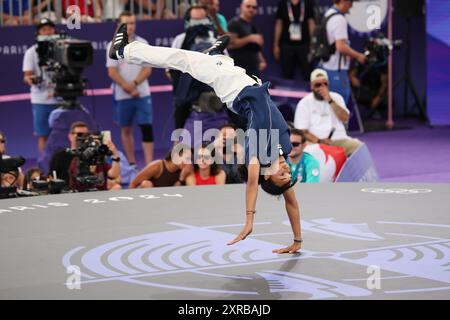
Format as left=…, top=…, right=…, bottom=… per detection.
left=361, top=188, right=432, bottom=194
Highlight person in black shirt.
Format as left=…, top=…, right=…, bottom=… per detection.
left=273, top=0, right=316, bottom=81
left=227, top=0, right=267, bottom=78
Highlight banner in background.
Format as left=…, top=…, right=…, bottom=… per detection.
left=335, top=144, right=379, bottom=182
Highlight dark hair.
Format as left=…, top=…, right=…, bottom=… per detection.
left=69, top=121, right=88, bottom=133
left=164, top=143, right=192, bottom=162
left=237, top=165, right=295, bottom=196
left=290, top=128, right=306, bottom=143
left=118, top=11, right=134, bottom=22
left=23, top=167, right=43, bottom=190
left=193, top=142, right=220, bottom=176
left=219, top=123, right=238, bottom=131
left=185, top=4, right=208, bottom=21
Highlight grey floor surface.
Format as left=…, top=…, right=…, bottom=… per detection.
left=0, top=183, right=449, bottom=300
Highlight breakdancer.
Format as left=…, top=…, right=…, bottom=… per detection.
left=109, top=24, right=302, bottom=254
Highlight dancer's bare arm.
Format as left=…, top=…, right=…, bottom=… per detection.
left=228, top=157, right=260, bottom=245
left=273, top=187, right=302, bottom=254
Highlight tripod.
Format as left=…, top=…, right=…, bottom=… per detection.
left=393, top=17, right=428, bottom=122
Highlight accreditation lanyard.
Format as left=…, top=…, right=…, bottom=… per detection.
left=287, top=1, right=305, bottom=41
left=287, top=0, right=305, bottom=24
left=288, top=158, right=303, bottom=183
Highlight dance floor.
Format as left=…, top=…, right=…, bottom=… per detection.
left=0, top=183, right=449, bottom=299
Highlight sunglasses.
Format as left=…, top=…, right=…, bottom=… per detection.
left=314, top=82, right=328, bottom=88
left=0, top=139, right=5, bottom=143
left=246, top=5, right=257, bottom=9
left=292, top=142, right=303, bottom=147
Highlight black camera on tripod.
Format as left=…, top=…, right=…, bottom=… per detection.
left=68, top=133, right=112, bottom=191
left=364, top=33, right=402, bottom=64
left=36, top=32, right=93, bottom=107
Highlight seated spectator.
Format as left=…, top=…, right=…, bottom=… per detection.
left=124, top=0, right=176, bottom=20
left=1, top=0, right=31, bottom=25
left=31, top=0, right=57, bottom=23
left=288, top=128, right=320, bottom=183
left=102, top=0, right=126, bottom=21
left=294, top=68, right=362, bottom=157
left=0, top=130, right=24, bottom=187
left=214, top=124, right=244, bottom=184
left=129, top=144, right=193, bottom=188
left=22, top=167, right=44, bottom=190
left=62, top=0, right=102, bottom=23
left=1, top=169, right=21, bottom=192
left=186, top=143, right=226, bottom=186
left=200, top=0, right=228, bottom=35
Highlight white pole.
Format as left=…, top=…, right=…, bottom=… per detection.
left=386, top=0, right=394, bottom=129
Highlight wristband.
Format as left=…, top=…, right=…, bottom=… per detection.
left=246, top=210, right=256, bottom=215
left=293, top=238, right=303, bottom=243
left=111, top=157, right=120, bottom=162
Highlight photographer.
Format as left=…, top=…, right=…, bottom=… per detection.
left=22, top=18, right=58, bottom=153
left=69, top=133, right=121, bottom=192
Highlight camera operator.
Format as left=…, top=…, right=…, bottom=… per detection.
left=68, top=133, right=121, bottom=192
left=321, top=0, right=367, bottom=103
left=22, top=18, right=59, bottom=154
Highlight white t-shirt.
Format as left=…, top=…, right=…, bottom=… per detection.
left=294, top=92, right=350, bottom=140
left=106, top=35, right=151, bottom=101
left=102, top=0, right=124, bottom=20
left=322, top=8, right=350, bottom=71
left=22, top=44, right=58, bottom=105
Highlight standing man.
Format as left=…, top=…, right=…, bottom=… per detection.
left=23, top=18, right=58, bottom=154
left=273, top=0, right=316, bottom=81
left=227, top=0, right=267, bottom=78
left=107, top=11, right=154, bottom=168
left=321, top=0, right=367, bottom=102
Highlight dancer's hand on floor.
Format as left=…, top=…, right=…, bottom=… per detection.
left=272, top=241, right=302, bottom=254
left=227, top=224, right=253, bottom=245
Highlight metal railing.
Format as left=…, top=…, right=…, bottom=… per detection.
left=0, top=0, right=196, bottom=26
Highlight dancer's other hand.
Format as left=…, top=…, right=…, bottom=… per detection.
left=228, top=223, right=253, bottom=245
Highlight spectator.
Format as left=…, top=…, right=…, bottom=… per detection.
left=68, top=133, right=121, bottom=192
left=1, top=0, right=31, bottom=25
left=169, top=4, right=219, bottom=130
left=294, top=68, right=362, bottom=157
left=273, top=0, right=315, bottom=81
left=124, top=0, right=176, bottom=20
left=200, top=0, right=227, bottom=35
left=48, top=121, right=89, bottom=186
left=0, top=131, right=24, bottom=190
left=214, top=124, right=244, bottom=184
left=107, top=11, right=154, bottom=167
left=31, top=0, right=57, bottom=23
left=186, top=143, right=226, bottom=186
left=22, top=167, right=44, bottom=190
left=0, top=131, right=5, bottom=156
left=321, top=0, right=367, bottom=102
left=22, top=18, right=58, bottom=154
left=288, top=128, right=320, bottom=183
left=62, top=0, right=103, bottom=23
left=129, top=144, right=193, bottom=188
left=227, top=0, right=267, bottom=78
left=102, top=0, right=126, bottom=21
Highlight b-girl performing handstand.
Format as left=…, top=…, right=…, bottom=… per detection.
left=109, top=24, right=302, bottom=254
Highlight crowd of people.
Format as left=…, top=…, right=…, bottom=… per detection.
left=1, top=0, right=375, bottom=197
